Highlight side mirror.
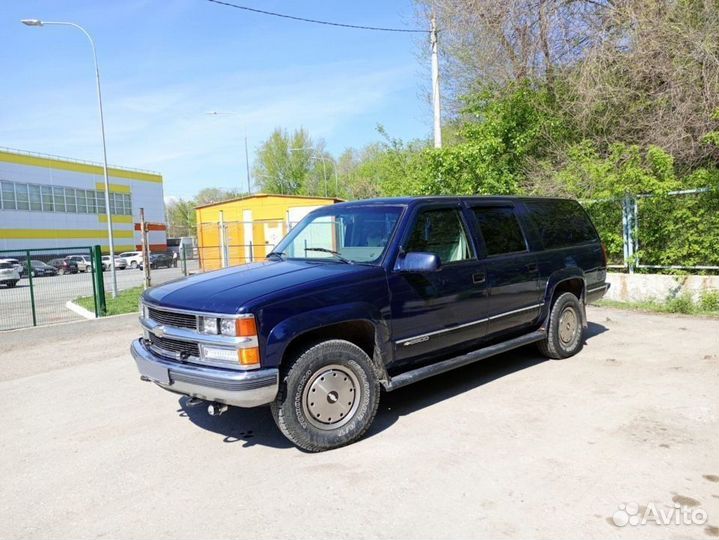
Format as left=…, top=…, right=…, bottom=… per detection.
left=395, top=252, right=441, bottom=273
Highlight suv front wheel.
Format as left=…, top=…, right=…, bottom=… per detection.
left=271, top=339, right=380, bottom=452
left=538, top=292, right=584, bottom=359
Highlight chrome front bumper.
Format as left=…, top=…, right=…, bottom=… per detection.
left=130, top=339, right=278, bottom=408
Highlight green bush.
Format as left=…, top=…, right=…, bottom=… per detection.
left=666, top=293, right=694, bottom=314
left=699, top=290, right=719, bottom=312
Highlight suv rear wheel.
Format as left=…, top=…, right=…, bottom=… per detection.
left=538, top=292, right=584, bottom=359
left=271, top=339, right=380, bottom=452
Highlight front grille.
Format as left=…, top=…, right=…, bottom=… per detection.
left=148, top=307, right=197, bottom=329
left=148, top=334, right=200, bottom=358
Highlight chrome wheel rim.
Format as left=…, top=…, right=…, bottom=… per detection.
left=302, top=364, right=360, bottom=431
left=558, top=306, right=578, bottom=345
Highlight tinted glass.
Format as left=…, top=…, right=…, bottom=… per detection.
left=473, top=207, right=527, bottom=256
left=274, top=206, right=402, bottom=264
left=406, top=208, right=472, bottom=263
left=525, top=200, right=598, bottom=249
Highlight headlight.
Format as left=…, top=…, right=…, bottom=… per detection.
left=200, top=315, right=257, bottom=337
left=199, top=316, right=219, bottom=334
left=139, top=300, right=148, bottom=319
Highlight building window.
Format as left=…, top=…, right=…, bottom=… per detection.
left=1, top=180, right=16, bottom=210
left=66, top=188, right=77, bottom=213
left=15, top=183, right=30, bottom=211
left=53, top=186, right=66, bottom=212
left=0, top=179, right=133, bottom=216
left=29, top=184, right=42, bottom=211
left=41, top=186, right=54, bottom=212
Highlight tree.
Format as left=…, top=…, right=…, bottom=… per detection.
left=165, top=198, right=197, bottom=238
left=253, top=128, right=336, bottom=196
left=194, top=187, right=244, bottom=206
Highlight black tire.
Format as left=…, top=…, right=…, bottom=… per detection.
left=271, top=339, right=380, bottom=452
left=538, top=292, right=584, bottom=359
left=86, top=265, right=92, bottom=273
left=7, top=281, right=17, bottom=288
left=131, top=261, right=138, bottom=269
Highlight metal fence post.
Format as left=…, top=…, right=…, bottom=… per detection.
left=25, top=250, right=37, bottom=326
left=182, top=245, right=188, bottom=276
left=93, top=245, right=107, bottom=316
left=219, top=210, right=228, bottom=268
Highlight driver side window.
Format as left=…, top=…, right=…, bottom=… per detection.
left=405, top=208, right=472, bottom=263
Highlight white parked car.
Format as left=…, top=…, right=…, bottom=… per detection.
left=0, top=258, right=23, bottom=273
left=101, top=255, right=128, bottom=271
left=0, top=261, right=21, bottom=288
left=118, top=251, right=144, bottom=269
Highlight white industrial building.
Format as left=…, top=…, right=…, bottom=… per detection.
left=0, top=147, right=166, bottom=253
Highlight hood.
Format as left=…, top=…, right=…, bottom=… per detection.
left=142, top=260, right=382, bottom=313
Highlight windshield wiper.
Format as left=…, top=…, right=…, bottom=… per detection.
left=266, top=251, right=286, bottom=261
left=304, top=247, right=353, bottom=264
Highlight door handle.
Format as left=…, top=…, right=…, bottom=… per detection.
left=526, top=263, right=538, bottom=273
left=472, top=272, right=486, bottom=284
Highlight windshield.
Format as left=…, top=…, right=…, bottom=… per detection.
left=272, top=206, right=403, bottom=264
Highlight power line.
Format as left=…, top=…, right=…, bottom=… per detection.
left=206, top=0, right=430, bottom=33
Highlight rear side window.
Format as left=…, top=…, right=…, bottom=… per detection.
left=525, top=200, right=598, bottom=249
left=472, top=206, right=527, bottom=256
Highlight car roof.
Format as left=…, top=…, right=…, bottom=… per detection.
left=329, top=195, right=578, bottom=209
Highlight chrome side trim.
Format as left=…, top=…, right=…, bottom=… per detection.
left=141, top=299, right=254, bottom=320
left=140, top=317, right=258, bottom=348
left=488, top=303, right=544, bottom=320
left=396, top=303, right=544, bottom=347
left=587, top=283, right=609, bottom=294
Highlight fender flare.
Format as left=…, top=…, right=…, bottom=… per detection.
left=264, top=302, right=391, bottom=381
left=540, top=267, right=588, bottom=328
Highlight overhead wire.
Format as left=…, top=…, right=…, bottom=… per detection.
left=206, top=0, right=430, bottom=33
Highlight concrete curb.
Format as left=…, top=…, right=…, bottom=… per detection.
left=65, top=300, right=97, bottom=320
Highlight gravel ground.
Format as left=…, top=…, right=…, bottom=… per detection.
left=0, top=306, right=717, bottom=539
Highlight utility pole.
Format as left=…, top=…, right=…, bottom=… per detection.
left=430, top=13, right=442, bottom=148
left=244, top=134, right=252, bottom=194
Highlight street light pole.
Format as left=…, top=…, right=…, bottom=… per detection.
left=206, top=111, right=252, bottom=194
left=289, top=147, right=334, bottom=197
left=430, top=13, right=442, bottom=149
left=21, top=18, right=118, bottom=297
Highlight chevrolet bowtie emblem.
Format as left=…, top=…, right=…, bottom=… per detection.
left=152, top=325, right=166, bottom=338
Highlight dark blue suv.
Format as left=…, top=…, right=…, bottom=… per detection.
left=132, top=196, right=608, bottom=451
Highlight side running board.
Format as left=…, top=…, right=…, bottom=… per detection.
left=384, top=329, right=547, bottom=391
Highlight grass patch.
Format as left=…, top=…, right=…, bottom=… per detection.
left=595, top=293, right=719, bottom=318
left=75, top=286, right=143, bottom=316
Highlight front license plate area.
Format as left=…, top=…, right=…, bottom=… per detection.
left=137, top=355, right=171, bottom=385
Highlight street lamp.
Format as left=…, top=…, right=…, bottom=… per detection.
left=205, top=111, right=252, bottom=194
left=289, top=148, right=338, bottom=197
left=21, top=18, right=118, bottom=298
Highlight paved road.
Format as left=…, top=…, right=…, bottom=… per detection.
left=0, top=261, right=200, bottom=331
left=1, top=306, right=717, bottom=539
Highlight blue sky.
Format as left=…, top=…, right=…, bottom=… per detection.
left=1, top=0, right=431, bottom=199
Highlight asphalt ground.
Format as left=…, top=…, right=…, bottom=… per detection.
left=0, top=306, right=717, bottom=539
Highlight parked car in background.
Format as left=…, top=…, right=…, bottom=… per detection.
left=132, top=195, right=609, bottom=451
left=0, top=258, right=23, bottom=273
left=21, top=260, right=58, bottom=277
left=48, top=258, right=79, bottom=275
left=119, top=251, right=144, bottom=269
left=0, top=261, right=20, bottom=288
left=65, top=255, right=93, bottom=273
left=102, top=255, right=128, bottom=271
left=138, top=252, right=173, bottom=270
